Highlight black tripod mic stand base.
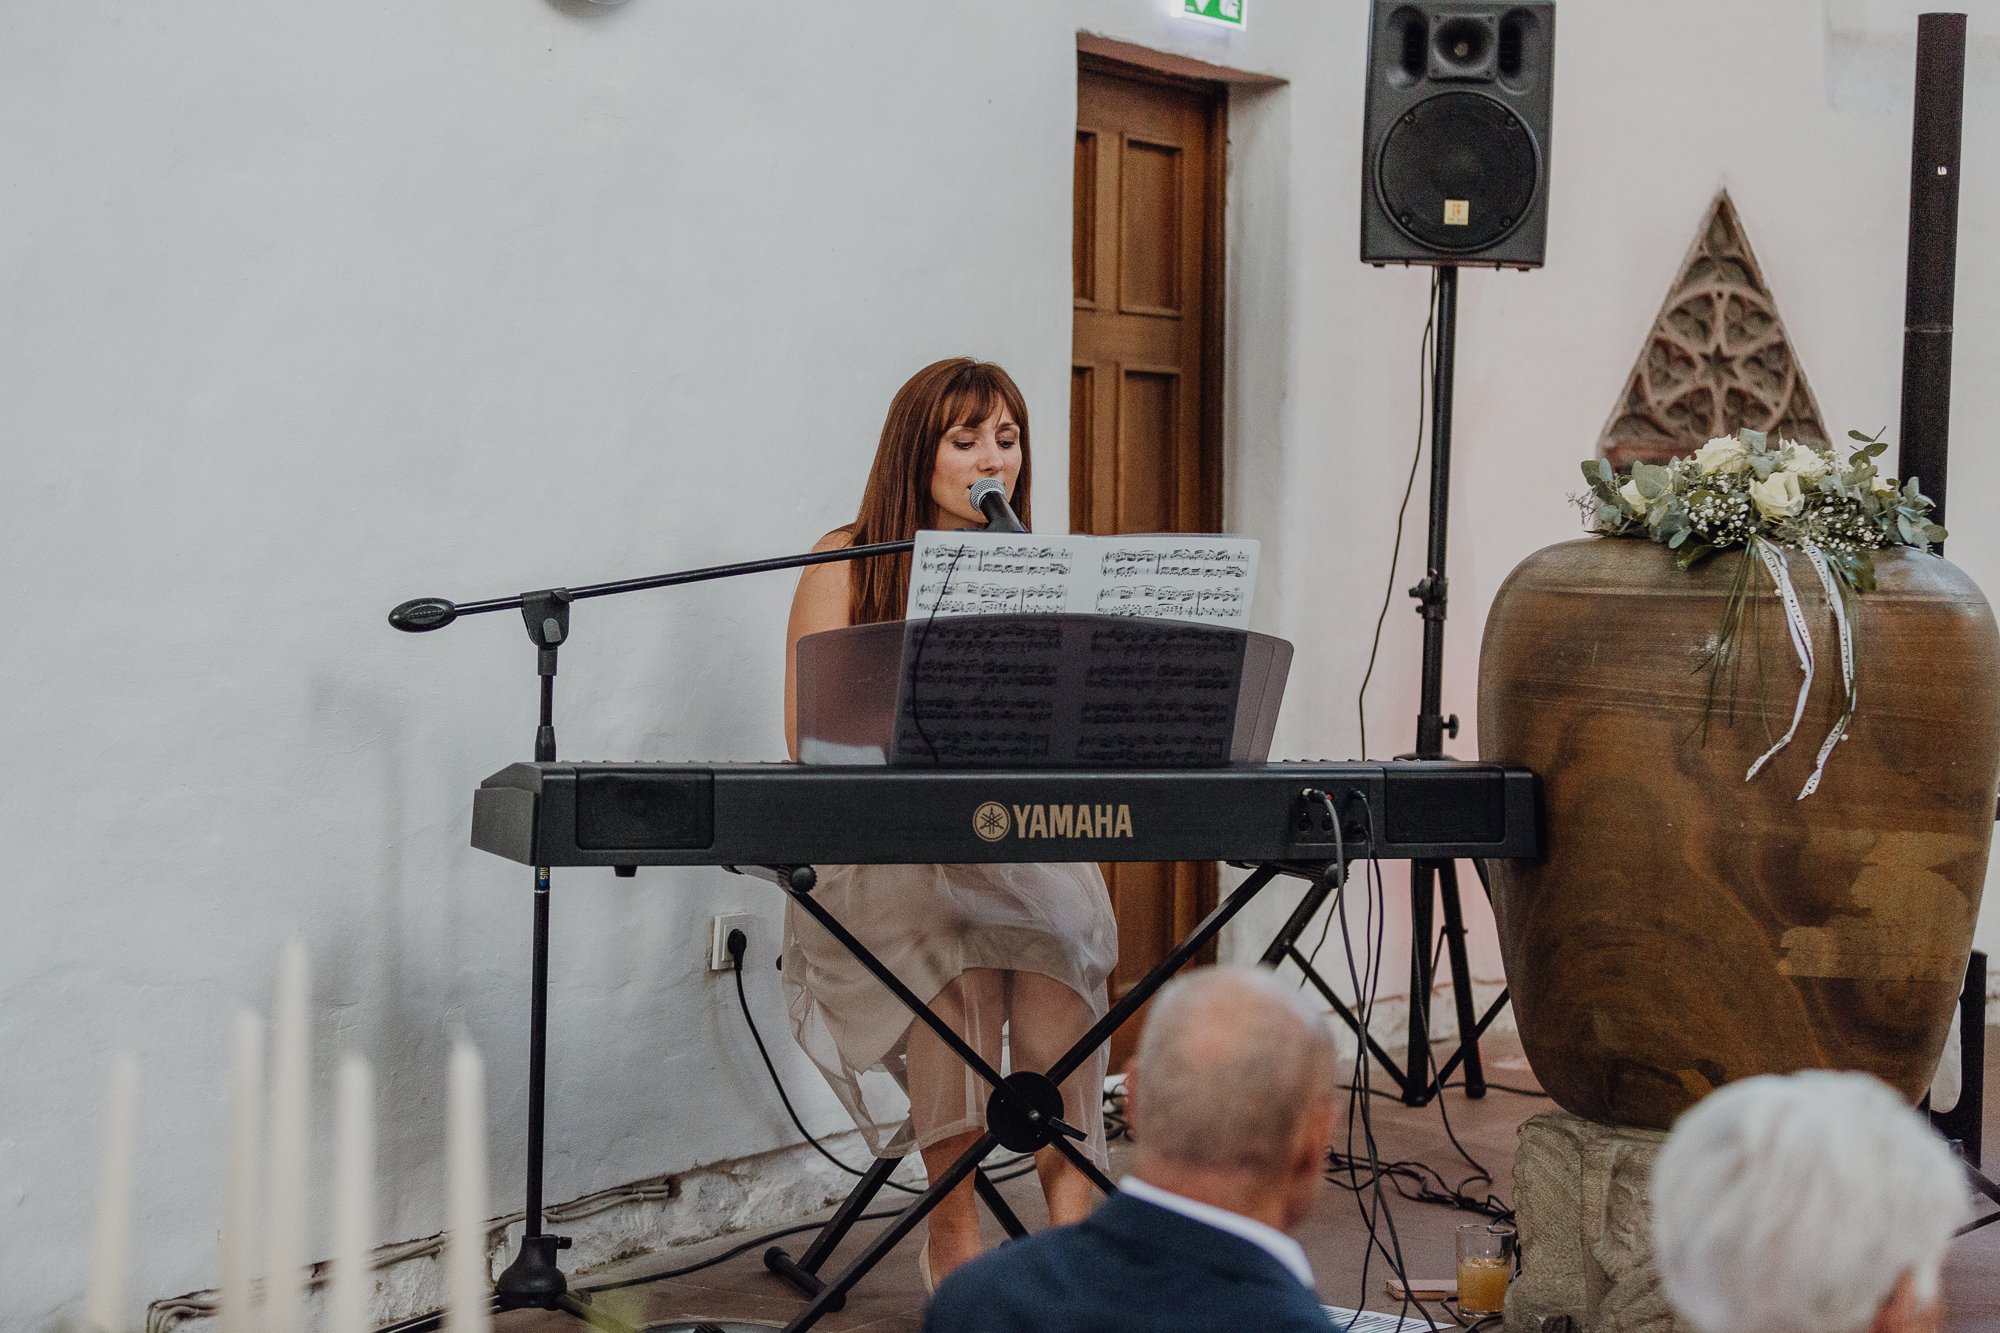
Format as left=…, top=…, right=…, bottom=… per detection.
left=376, top=1287, right=645, bottom=1333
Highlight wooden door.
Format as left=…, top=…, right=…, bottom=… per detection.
left=1072, top=59, right=1225, bottom=1067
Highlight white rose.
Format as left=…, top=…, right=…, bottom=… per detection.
left=1619, top=479, right=1647, bottom=513
left=1871, top=475, right=1897, bottom=497
left=1693, top=436, right=1749, bottom=475
left=1749, top=469, right=1805, bottom=520
left=1780, top=443, right=1831, bottom=479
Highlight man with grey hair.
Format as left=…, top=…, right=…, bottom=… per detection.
left=1651, top=1070, right=1970, bottom=1333
left=922, top=964, right=1339, bottom=1331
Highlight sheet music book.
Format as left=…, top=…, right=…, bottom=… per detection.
left=905, top=530, right=1259, bottom=628
left=888, top=614, right=1256, bottom=766
left=793, top=612, right=1293, bottom=768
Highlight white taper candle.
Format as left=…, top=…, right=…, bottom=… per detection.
left=265, top=942, right=310, bottom=1333
left=82, top=1052, right=140, bottom=1333
left=328, top=1054, right=375, bottom=1333
left=445, top=1041, right=491, bottom=1333
left=218, top=1012, right=262, bottom=1333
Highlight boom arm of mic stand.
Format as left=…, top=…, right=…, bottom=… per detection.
left=387, top=537, right=920, bottom=633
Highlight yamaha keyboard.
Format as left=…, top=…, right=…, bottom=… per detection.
left=471, top=759, right=1540, bottom=868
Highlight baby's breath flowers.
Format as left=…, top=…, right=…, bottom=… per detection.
left=1577, top=427, right=1944, bottom=592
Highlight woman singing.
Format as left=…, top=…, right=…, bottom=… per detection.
left=781, top=357, right=1118, bottom=1289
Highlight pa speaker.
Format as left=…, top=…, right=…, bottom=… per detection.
left=1361, top=1, right=1556, bottom=269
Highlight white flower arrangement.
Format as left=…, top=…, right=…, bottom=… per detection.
left=1576, top=428, right=1946, bottom=799
left=1580, top=427, right=1943, bottom=587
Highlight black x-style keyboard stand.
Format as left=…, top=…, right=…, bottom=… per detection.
left=739, top=856, right=1338, bottom=1332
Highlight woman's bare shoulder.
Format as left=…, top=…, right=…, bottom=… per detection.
left=812, top=527, right=857, bottom=554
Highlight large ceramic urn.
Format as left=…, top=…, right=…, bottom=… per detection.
left=1479, top=537, right=2000, bottom=1130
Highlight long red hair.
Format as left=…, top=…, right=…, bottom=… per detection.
left=845, top=358, right=1033, bottom=625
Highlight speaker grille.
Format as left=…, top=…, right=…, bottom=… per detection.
left=1375, top=90, right=1539, bottom=253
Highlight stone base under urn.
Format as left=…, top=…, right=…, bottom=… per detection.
left=1504, top=1110, right=1695, bottom=1333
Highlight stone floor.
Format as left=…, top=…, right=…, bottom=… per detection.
left=498, top=1032, right=2000, bottom=1333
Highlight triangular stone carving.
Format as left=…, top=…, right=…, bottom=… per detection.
left=1598, top=191, right=1829, bottom=469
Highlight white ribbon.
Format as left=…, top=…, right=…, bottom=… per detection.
left=1798, top=546, right=1857, bottom=800
left=1741, top=540, right=1856, bottom=799
left=1745, top=541, right=1814, bottom=784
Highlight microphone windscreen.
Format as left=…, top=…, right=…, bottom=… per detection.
left=389, top=598, right=459, bottom=632
left=968, top=478, right=1006, bottom=507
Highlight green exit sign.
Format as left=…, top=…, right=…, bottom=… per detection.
left=1183, top=0, right=1245, bottom=27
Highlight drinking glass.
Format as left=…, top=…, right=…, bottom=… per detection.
left=1456, top=1222, right=1516, bottom=1314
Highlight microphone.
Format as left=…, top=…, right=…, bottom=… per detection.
left=968, top=478, right=1026, bottom=533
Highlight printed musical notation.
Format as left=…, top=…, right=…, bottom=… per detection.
left=916, top=540, right=1074, bottom=578
left=906, top=530, right=1258, bottom=629
left=1094, top=583, right=1247, bottom=620
left=1100, top=546, right=1252, bottom=579
left=887, top=612, right=1256, bottom=768
left=888, top=532, right=1263, bottom=766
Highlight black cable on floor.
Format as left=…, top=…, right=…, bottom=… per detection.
left=1329, top=933, right=1514, bottom=1225
left=1369, top=1081, right=1547, bottom=1100
left=1328, top=796, right=1442, bottom=1333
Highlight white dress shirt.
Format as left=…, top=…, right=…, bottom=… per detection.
left=1117, top=1174, right=1316, bottom=1290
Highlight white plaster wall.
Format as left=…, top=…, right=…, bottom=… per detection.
left=0, top=2, right=1091, bottom=1324
left=3, top=0, right=1997, bottom=1327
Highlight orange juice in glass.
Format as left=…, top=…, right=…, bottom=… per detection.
left=1456, top=1223, right=1515, bottom=1314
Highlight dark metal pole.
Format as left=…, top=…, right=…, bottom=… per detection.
left=1897, top=12, right=1967, bottom=544
left=1414, top=267, right=1458, bottom=759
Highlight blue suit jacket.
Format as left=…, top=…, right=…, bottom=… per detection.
left=921, top=1191, right=1330, bottom=1332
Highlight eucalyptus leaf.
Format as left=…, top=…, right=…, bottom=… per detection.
left=1850, top=551, right=1878, bottom=593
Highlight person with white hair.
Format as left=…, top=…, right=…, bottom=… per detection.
left=921, top=964, right=1340, bottom=1332
left=1650, top=1070, right=1971, bottom=1333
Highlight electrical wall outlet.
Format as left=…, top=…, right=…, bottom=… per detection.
left=709, top=913, right=758, bottom=972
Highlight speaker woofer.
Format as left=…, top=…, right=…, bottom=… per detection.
left=1374, top=90, right=1539, bottom=253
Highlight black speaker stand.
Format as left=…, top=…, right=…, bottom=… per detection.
left=1261, top=266, right=1508, bottom=1107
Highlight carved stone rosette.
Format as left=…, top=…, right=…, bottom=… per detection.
left=1598, top=191, right=1829, bottom=470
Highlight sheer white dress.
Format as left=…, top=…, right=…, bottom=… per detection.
left=781, top=860, right=1119, bottom=1164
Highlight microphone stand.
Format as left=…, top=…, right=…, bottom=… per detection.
left=385, top=535, right=918, bottom=1333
